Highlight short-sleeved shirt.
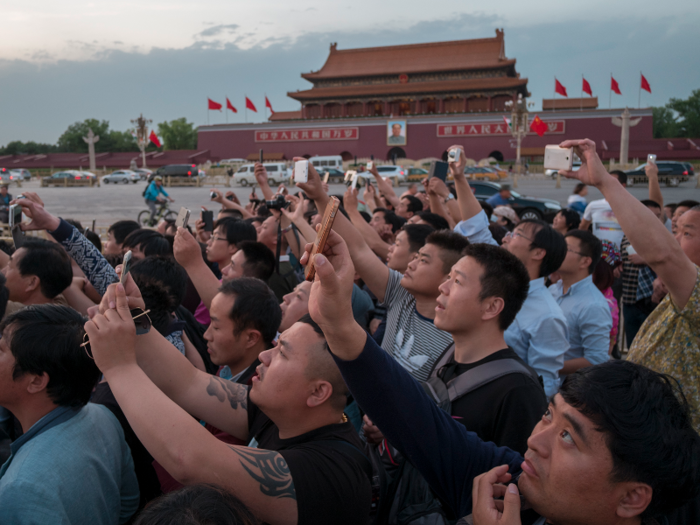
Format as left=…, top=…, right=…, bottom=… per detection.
left=628, top=266, right=700, bottom=431
left=381, top=269, right=454, bottom=381
left=247, top=399, right=371, bottom=525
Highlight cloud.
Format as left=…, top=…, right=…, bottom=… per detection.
left=196, top=24, right=240, bottom=39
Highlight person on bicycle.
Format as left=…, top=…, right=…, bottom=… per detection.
left=144, top=176, right=174, bottom=226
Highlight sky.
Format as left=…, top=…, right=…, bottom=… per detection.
left=1, top=0, right=699, bottom=146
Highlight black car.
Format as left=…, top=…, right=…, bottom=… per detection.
left=319, top=168, right=345, bottom=183
left=468, top=181, right=562, bottom=221
left=149, top=164, right=199, bottom=182
left=625, top=161, right=690, bottom=187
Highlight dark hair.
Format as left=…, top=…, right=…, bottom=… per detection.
left=0, top=272, right=9, bottom=320
left=480, top=201, right=494, bottom=220
left=520, top=220, right=567, bottom=277
left=462, top=243, right=529, bottom=330
left=488, top=223, right=508, bottom=245
left=85, top=229, right=102, bottom=252
left=104, top=253, right=123, bottom=269
left=64, top=218, right=84, bottom=233
left=374, top=208, right=406, bottom=233
left=133, top=484, right=259, bottom=525
left=219, top=208, right=244, bottom=220
left=401, top=223, right=435, bottom=254
left=18, top=239, right=73, bottom=298
left=592, top=259, right=614, bottom=291
left=123, top=230, right=172, bottom=257
left=565, top=230, right=602, bottom=274
left=558, top=209, right=581, bottom=231
left=215, top=217, right=258, bottom=246
left=415, top=212, right=449, bottom=231
left=665, top=203, right=677, bottom=214
left=0, top=239, right=14, bottom=256
left=108, top=220, right=141, bottom=245
left=426, top=230, right=470, bottom=274
left=401, top=195, right=423, bottom=214
left=610, top=170, right=627, bottom=186
left=640, top=199, right=661, bottom=210
left=559, top=361, right=700, bottom=518
left=573, top=183, right=587, bottom=195
left=130, top=256, right=188, bottom=334
left=219, top=278, right=281, bottom=347
left=236, top=241, right=276, bottom=282
left=676, top=200, right=700, bottom=211
left=0, top=305, right=100, bottom=407
left=244, top=217, right=263, bottom=228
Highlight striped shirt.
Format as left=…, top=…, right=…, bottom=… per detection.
left=380, top=269, right=453, bottom=381
left=621, top=236, right=645, bottom=305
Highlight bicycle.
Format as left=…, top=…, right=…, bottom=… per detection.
left=138, top=200, right=177, bottom=227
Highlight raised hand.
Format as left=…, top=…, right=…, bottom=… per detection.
left=254, top=163, right=269, bottom=187
left=343, top=187, right=359, bottom=211
left=295, top=157, right=327, bottom=202
left=447, top=145, right=467, bottom=178
left=558, top=139, right=611, bottom=188
left=10, top=194, right=60, bottom=231
left=173, top=227, right=204, bottom=270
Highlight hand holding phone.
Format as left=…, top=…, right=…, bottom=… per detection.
left=294, top=160, right=309, bottom=184
left=367, top=161, right=373, bottom=170
left=120, top=251, right=133, bottom=285
left=201, top=209, right=214, bottom=232
left=448, top=149, right=461, bottom=164
left=647, top=154, right=657, bottom=164
left=428, top=161, right=449, bottom=182
left=305, top=196, right=341, bottom=281
left=176, top=207, right=191, bottom=229
left=544, top=145, right=574, bottom=171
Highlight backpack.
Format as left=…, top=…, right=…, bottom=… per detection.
left=368, top=344, right=540, bottom=525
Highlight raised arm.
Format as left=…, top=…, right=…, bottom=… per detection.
left=369, top=165, right=400, bottom=209
left=560, top=139, right=697, bottom=310
left=173, top=227, right=221, bottom=311
left=447, top=146, right=482, bottom=222
left=343, top=187, right=391, bottom=260
left=211, top=190, right=254, bottom=219
left=646, top=162, right=664, bottom=211
left=425, top=177, right=457, bottom=230
left=254, top=163, right=275, bottom=200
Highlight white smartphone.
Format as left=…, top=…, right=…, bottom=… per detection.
left=626, top=245, right=637, bottom=256
left=350, top=172, right=359, bottom=190
left=544, top=145, right=574, bottom=171
left=647, top=154, right=657, bottom=164
left=120, top=250, right=133, bottom=285
left=294, top=160, right=309, bottom=184
left=175, top=207, right=191, bottom=229
left=448, top=149, right=461, bottom=163
left=367, top=161, right=373, bottom=170
left=9, top=204, right=21, bottom=229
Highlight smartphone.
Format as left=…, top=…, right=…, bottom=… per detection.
left=305, top=196, right=341, bottom=281
left=647, top=154, right=657, bottom=164
left=91, top=219, right=96, bottom=232
left=120, top=250, right=133, bottom=285
left=201, top=209, right=214, bottom=232
left=9, top=204, right=21, bottom=229
left=367, top=161, right=373, bottom=170
left=448, top=149, right=461, bottom=163
left=344, top=171, right=352, bottom=182
left=210, top=191, right=218, bottom=200
left=259, top=149, right=264, bottom=164
left=176, top=207, right=191, bottom=229
left=544, top=145, right=574, bottom=171
left=428, top=161, right=449, bottom=182
left=322, top=172, right=330, bottom=184
left=295, top=160, right=309, bottom=184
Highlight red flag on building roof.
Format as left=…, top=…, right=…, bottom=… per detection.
left=611, top=76, right=621, bottom=95
left=530, top=115, right=548, bottom=137
left=554, top=78, right=568, bottom=97
left=226, top=98, right=237, bottom=113
left=208, top=98, right=222, bottom=111
left=149, top=130, right=161, bottom=148
left=265, top=96, right=274, bottom=114
left=582, top=77, right=592, bottom=96
left=641, top=74, right=651, bottom=94
left=245, top=97, right=258, bottom=112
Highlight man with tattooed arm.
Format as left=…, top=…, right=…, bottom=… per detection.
left=84, top=277, right=371, bottom=525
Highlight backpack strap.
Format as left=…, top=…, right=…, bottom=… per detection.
left=428, top=342, right=456, bottom=379
left=445, top=359, right=539, bottom=403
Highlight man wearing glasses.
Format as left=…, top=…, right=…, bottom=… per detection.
left=449, top=146, right=569, bottom=397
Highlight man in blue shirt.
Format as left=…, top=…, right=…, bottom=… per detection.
left=0, top=304, right=139, bottom=524
left=549, top=230, right=612, bottom=375
left=144, top=175, right=174, bottom=226
left=0, top=183, right=12, bottom=223
left=485, top=184, right=512, bottom=207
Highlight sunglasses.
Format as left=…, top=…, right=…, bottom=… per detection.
left=81, top=308, right=152, bottom=360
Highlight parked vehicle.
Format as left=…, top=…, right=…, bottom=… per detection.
left=132, top=168, right=153, bottom=180
left=375, top=165, right=408, bottom=182
left=469, top=180, right=561, bottom=221
left=80, top=171, right=97, bottom=180
left=406, top=167, right=429, bottom=183
left=102, top=170, right=140, bottom=184
left=234, top=163, right=291, bottom=186
left=309, top=155, right=343, bottom=171
left=51, top=170, right=88, bottom=181
left=682, top=162, right=695, bottom=178
left=319, top=168, right=345, bottom=183
left=149, top=164, right=199, bottom=182
left=465, top=167, right=501, bottom=181
left=0, top=168, right=11, bottom=182
left=10, top=169, right=32, bottom=181
left=625, top=161, right=691, bottom=187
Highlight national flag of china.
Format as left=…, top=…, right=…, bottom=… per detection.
left=149, top=130, right=162, bottom=148
left=582, top=77, right=592, bottom=96
left=503, top=115, right=512, bottom=130
left=611, top=77, right=621, bottom=95
left=530, top=115, right=548, bottom=137
left=245, top=97, right=257, bottom=112
left=555, top=78, right=568, bottom=97
left=226, top=98, right=237, bottom=113
left=208, top=98, right=223, bottom=111
left=265, top=96, right=274, bottom=113
left=641, top=74, right=651, bottom=94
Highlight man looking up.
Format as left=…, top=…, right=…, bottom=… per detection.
left=144, top=176, right=174, bottom=226
left=549, top=230, right=612, bottom=375
left=103, top=220, right=141, bottom=256
left=220, top=241, right=276, bottom=283
left=205, top=217, right=257, bottom=270
left=450, top=146, right=568, bottom=397
left=395, top=194, right=423, bottom=220
left=255, top=213, right=300, bottom=302
left=0, top=305, right=139, bottom=523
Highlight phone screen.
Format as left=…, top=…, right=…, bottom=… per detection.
left=305, top=197, right=340, bottom=281
left=429, top=161, right=449, bottom=182
left=10, top=205, right=22, bottom=229
left=259, top=149, right=264, bottom=164
left=201, top=210, right=214, bottom=232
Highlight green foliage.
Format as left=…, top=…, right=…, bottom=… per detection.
left=0, top=141, right=57, bottom=155
left=56, top=119, right=138, bottom=153
left=667, top=89, right=700, bottom=138
left=652, top=107, right=680, bottom=139
left=157, top=118, right=198, bottom=150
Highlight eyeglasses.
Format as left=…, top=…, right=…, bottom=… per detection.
left=504, top=230, right=534, bottom=243
left=567, top=246, right=587, bottom=256
left=81, top=308, right=152, bottom=359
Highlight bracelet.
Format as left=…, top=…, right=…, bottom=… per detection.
left=281, top=225, right=293, bottom=234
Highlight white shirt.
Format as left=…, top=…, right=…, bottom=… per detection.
left=583, top=199, right=623, bottom=251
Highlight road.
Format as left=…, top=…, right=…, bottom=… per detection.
left=10, top=176, right=700, bottom=231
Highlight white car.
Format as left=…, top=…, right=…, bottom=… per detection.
left=10, top=169, right=32, bottom=181
left=545, top=160, right=581, bottom=178
left=234, top=163, right=291, bottom=186
left=102, top=170, right=141, bottom=184
left=80, top=171, right=97, bottom=180
left=375, top=165, right=408, bottom=182
left=132, top=168, right=153, bottom=181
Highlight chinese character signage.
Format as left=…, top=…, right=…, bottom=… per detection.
left=255, top=127, right=359, bottom=142
left=437, top=121, right=565, bottom=137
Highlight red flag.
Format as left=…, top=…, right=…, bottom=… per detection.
left=582, top=77, right=592, bottom=96
left=641, top=74, right=651, bottom=94
left=530, top=115, right=548, bottom=137
left=265, top=96, right=274, bottom=114
left=245, top=97, right=257, bottom=112
left=208, top=98, right=222, bottom=111
left=554, top=78, right=568, bottom=97
left=226, top=98, right=237, bottom=113
left=149, top=130, right=161, bottom=148
left=610, top=77, right=621, bottom=95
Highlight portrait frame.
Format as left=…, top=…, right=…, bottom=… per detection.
left=387, top=120, right=407, bottom=146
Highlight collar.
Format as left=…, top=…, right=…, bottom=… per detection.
left=528, top=277, right=546, bottom=294
left=10, top=405, right=81, bottom=456
left=279, top=255, right=290, bottom=262
left=565, top=274, right=593, bottom=295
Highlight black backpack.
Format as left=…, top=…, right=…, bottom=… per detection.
left=368, top=344, right=540, bottom=525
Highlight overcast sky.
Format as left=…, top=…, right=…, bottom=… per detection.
left=1, top=0, right=699, bottom=146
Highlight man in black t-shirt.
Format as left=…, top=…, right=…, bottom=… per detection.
left=86, top=279, right=371, bottom=525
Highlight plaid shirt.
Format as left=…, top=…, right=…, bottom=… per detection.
left=636, top=266, right=657, bottom=301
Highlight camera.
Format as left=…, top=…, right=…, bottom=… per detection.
left=647, top=154, right=657, bottom=164
left=210, top=191, right=218, bottom=200
left=448, top=149, right=460, bottom=163
left=265, top=194, right=290, bottom=211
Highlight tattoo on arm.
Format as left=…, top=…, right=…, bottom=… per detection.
left=229, top=446, right=297, bottom=500
left=206, top=377, right=248, bottom=411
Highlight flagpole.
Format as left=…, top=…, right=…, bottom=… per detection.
left=226, top=96, right=229, bottom=124
left=207, top=97, right=210, bottom=126
left=245, top=95, right=248, bottom=123
left=581, top=75, right=583, bottom=112
left=638, top=72, right=642, bottom=109
left=609, top=74, right=612, bottom=109
left=553, top=77, right=555, bottom=112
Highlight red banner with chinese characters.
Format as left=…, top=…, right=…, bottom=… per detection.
left=437, top=121, right=565, bottom=137
left=255, top=128, right=359, bottom=142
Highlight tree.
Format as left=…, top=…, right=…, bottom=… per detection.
left=157, top=118, right=197, bottom=150
left=667, top=89, right=700, bottom=138
left=652, top=107, right=680, bottom=139
left=0, top=141, right=57, bottom=155
left=57, top=119, right=111, bottom=153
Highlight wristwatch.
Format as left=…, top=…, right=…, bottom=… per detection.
left=443, top=193, right=455, bottom=204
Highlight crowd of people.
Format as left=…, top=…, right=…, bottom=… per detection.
left=0, top=138, right=698, bottom=525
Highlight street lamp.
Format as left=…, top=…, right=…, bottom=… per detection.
left=504, top=94, right=534, bottom=189
left=130, top=114, right=152, bottom=169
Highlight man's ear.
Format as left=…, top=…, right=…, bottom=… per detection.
left=25, top=275, right=40, bottom=294
left=530, top=247, right=546, bottom=263
left=481, top=296, right=505, bottom=323
left=243, top=329, right=262, bottom=349
left=307, top=380, right=333, bottom=408
left=26, top=372, right=50, bottom=395
left=616, top=483, right=652, bottom=519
